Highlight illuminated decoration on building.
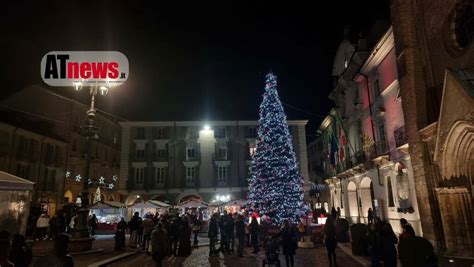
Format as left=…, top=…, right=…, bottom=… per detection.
left=247, top=72, right=308, bottom=225
left=99, top=176, right=105, bottom=184
left=75, top=174, right=82, bottom=182
left=67, top=171, right=118, bottom=190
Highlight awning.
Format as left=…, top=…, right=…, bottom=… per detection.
left=220, top=199, right=247, bottom=207
left=148, top=200, right=171, bottom=207
left=130, top=202, right=161, bottom=209
left=90, top=201, right=126, bottom=209
left=179, top=200, right=208, bottom=208
left=0, top=171, right=35, bottom=191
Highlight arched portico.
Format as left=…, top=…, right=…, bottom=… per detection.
left=359, top=177, right=373, bottom=223
left=347, top=181, right=359, bottom=223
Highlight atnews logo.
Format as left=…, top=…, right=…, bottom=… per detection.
left=41, top=51, right=129, bottom=87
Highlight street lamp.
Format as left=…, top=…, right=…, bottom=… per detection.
left=70, top=85, right=109, bottom=251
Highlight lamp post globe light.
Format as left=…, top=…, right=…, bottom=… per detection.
left=69, top=84, right=109, bottom=252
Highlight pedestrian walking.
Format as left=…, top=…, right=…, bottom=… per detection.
left=36, top=214, right=50, bottom=240
left=115, top=217, right=127, bottom=251
left=225, top=213, right=235, bottom=252
left=250, top=216, right=259, bottom=253
left=192, top=215, right=201, bottom=245
left=367, top=222, right=382, bottom=267
left=177, top=218, right=192, bottom=256
left=331, top=207, right=337, bottom=220
left=88, top=214, right=98, bottom=236
left=279, top=220, right=297, bottom=267
left=367, top=208, right=374, bottom=224
left=218, top=213, right=228, bottom=253
left=324, top=216, right=337, bottom=267
left=381, top=222, right=398, bottom=267
left=8, top=234, right=32, bottom=267
left=398, top=229, right=437, bottom=267
left=142, top=214, right=155, bottom=251
left=336, top=207, right=341, bottom=219
left=208, top=213, right=219, bottom=256
left=128, top=212, right=140, bottom=248
left=0, top=231, right=12, bottom=267
left=235, top=214, right=246, bottom=257
left=36, top=233, right=74, bottom=267
left=151, top=223, right=170, bottom=267
left=137, top=216, right=144, bottom=247
left=49, top=214, right=58, bottom=240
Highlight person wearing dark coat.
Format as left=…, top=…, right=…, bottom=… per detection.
left=168, top=219, right=180, bottom=256
left=115, top=217, right=127, bottom=250
left=8, top=234, right=32, bottom=267
left=225, top=213, right=235, bottom=252
left=331, top=207, right=337, bottom=220
left=235, top=214, right=246, bottom=257
left=218, top=213, right=228, bottom=253
left=208, top=213, right=219, bottom=256
left=250, top=216, right=259, bottom=253
left=151, top=223, right=170, bottom=267
left=398, top=228, right=437, bottom=267
left=324, top=217, right=337, bottom=267
left=367, top=222, right=382, bottom=267
left=177, top=218, right=192, bottom=256
left=279, top=220, right=297, bottom=267
left=380, top=222, right=398, bottom=267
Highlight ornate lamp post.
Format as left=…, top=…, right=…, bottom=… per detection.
left=69, top=84, right=109, bottom=251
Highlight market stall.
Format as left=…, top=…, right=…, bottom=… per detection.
left=89, top=201, right=126, bottom=234
left=130, top=200, right=171, bottom=218
left=220, top=199, right=246, bottom=214
left=0, top=171, right=34, bottom=235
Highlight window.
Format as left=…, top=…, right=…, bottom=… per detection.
left=377, top=122, right=388, bottom=152
left=248, top=143, right=256, bottom=157
left=454, top=3, right=474, bottom=48
left=387, top=176, right=395, bottom=207
left=155, top=167, right=165, bottom=185
left=374, top=79, right=381, bottom=96
left=247, top=127, right=257, bottom=137
left=218, top=148, right=227, bottom=159
left=135, top=167, right=144, bottom=185
left=157, top=148, right=167, bottom=158
left=187, top=128, right=198, bottom=139
left=136, top=128, right=145, bottom=139
left=215, top=127, right=226, bottom=138
left=18, top=136, right=31, bottom=154
left=218, top=166, right=227, bottom=184
left=154, top=127, right=166, bottom=139
left=186, top=148, right=195, bottom=160
left=186, top=167, right=195, bottom=184
left=136, top=147, right=145, bottom=159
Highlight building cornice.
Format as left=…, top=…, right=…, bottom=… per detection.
left=360, top=27, right=394, bottom=74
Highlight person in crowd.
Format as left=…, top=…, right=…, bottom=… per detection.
left=235, top=214, right=246, bottom=257
left=324, top=216, right=337, bottom=267
left=398, top=226, right=437, bottom=267
left=331, top=207, right=337, bottom=220
left=177, top=217, right=192, bottom=256
left=36, top=213, right=50, bottom=240
left=250, top=216, right=259, bottom=253
left=128, top=212, right=140, bottom=248
left=115, top=217, right=127, bottom=251
left=192, top=215, right=201, bottom=246
left=279, top=220, right=297, bottom=267
left=208, top=213, right=219, bottom=256
left=381, top=222, right=398, bottom=267
left=336, top=207, right=341, bottom=220
left=245, top=219, right=251, bottom=247
left=297, top=219, right=306, bottom=241
left=88, top=214, right=98, bottom=236
left=367, top=208, right=374, bottom=224
left=225, top=212, right=235, bottom=252
left=367, top=221, right=382, bottom=267
left=168, top=218, right=180, bottom=256
left=69, top=215, right=77, bottom=233
left=57, top=213, right=66, bottom=235
left=0, top=231, right=12, bottom=267
left=218, top=213, right=227, bottom=253
left=399, top=224, right=416, bottom=240
left=400, top=218, right=409, bottom=228
left=36, top=233, right=74, bottom=267
left=8, top=234, right=32, bottom=267
left=137, top=215, right=144, bottom=247
left=151, top=223, right=170, bottom=267
left=142, top=214, right=155, bottom=251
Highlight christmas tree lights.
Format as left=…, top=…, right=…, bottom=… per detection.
left=247, top=72, right=308, bottom=225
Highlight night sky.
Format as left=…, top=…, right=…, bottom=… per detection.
left=1, top=0, right=390, bottom=137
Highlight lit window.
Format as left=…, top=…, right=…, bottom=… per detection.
left=249, top=143, right=256, bottom=157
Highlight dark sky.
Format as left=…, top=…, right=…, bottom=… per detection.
left=1, top=0, right=390, bottom=136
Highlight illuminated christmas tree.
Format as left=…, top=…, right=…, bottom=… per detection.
left=247, top=72, right=308, bottom=225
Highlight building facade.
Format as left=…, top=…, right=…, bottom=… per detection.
left=319, top=27, right=423, bottom=235
left=119, top=120, right=309, bottom=205
left=1, top=86, right=123, bottom=211
left=390, top=0, right=474, bottom=257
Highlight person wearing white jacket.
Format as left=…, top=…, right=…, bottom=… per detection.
left=36, top=214, right=50, bottom=240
